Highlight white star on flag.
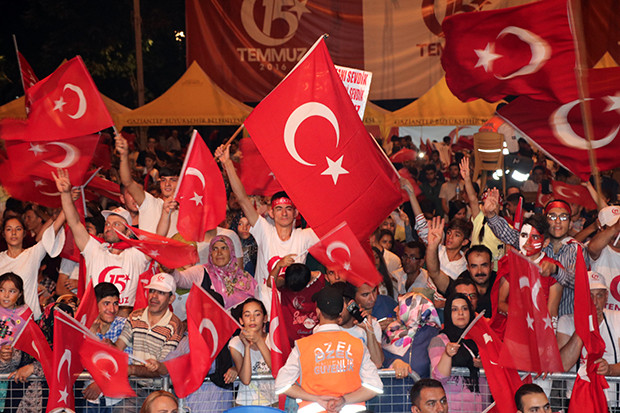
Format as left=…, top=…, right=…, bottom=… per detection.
left=58, top=387, right=69, bottom=403
left=474, top=43, right=502, bottom=73
left=53, top=97, right=67, bottom=112
left=28, top=143, right=46, bottom=156
left=138, top=235, right=148, bottom=240
left=321, top=155, right=349, bottom=185
left=604, top=95, right=620, bottom=114
left=33, top=179, right=45, bottom=187
left=190, top=192, right=203, bottom=206
left=483, top=333, right=493, bottom=344
left=526, top=313, right=534, bottom=330
left=543, top=315, right=553, bottom=330
left=148, top=249, right=160, bottom=258
left=343, top=262, right=352, bottom=271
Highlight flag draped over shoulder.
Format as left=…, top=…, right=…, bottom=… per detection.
left=243, top=37, right=401, bottom=241
left=442, top=0, right=577, bottom=103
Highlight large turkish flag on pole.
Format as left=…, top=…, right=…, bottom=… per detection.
left=498, top=67, right=620, bottom=180
left=243, top=37, right=401, bottom=241
left=442, top=0, right=577, bottom=103
left=500, top=250, right=563, bottom=373
left=308, top=221, right=383, bottom=287
left=237, top=137, right=283, bottom=197
left=13, top=317, right=53, bottom=380
left=79, top=335, right=135, bottom=398
left=1, top=56, right=114, bottom=141
left=174, top=130, right=227, bottom=242
left=164, top=284, right=240, bottom=398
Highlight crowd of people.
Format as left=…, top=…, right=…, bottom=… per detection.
left=0, top=126, right=619, bottom=413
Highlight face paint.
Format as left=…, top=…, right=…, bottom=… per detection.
left=519, top=224, right=544, bottom=256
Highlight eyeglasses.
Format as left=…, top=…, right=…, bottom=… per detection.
left=463, top=293, right=478, bottom=299
left=547, top=213, right=570, bottom=222
left=402, top=254, right=423, bottom=261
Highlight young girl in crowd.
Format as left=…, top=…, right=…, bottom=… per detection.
left=228, top=298, right=276, bottom=406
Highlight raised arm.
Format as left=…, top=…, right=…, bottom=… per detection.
left=425, top=217, right=451, bottom=294
left=214, top=144, right=259, bottom=225
left=588, top=220, right=620, bottom=260
left=51, top=169, right=90, bottom=251
left=115, top=134, right=146, bottom=206
left=459, top=157, right=480, bottom=217
left=156, top=199, right=179, bottom=236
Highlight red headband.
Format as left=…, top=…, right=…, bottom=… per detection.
left=544, top=200, right=572, bottom=215
left=271, top=197, right=293, bottom=208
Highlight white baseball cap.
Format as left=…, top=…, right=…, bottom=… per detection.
left=101, top=207, right=132, bottom=226
left=589, top=271, right=608, bottom=291
left=598, top=206, right=620, bottom=228
left=145, top=273, right=176, bottom=293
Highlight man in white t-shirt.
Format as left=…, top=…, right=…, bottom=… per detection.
left=557, top=272, right=620, bottom=407
left=54, top=169, right=150, bottom=314
left=588, top=205, right=620, bottom=311
left=116, top=134, right=180, bottom=237
left=216, top=144, right=318, bottom=306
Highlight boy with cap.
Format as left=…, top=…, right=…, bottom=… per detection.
left=53, top=169, right=150, bottom=315
left=275, top=285, right=383, bottom=413
left=588, top=205, right=620, bottom=311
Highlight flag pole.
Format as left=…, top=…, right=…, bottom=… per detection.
left=568, top=0, right=605, bottom=210
left=224, top=124, right=245, bottom=146
left=12, top=35, right=27, bottom=94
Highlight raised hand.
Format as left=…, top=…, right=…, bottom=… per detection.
left=427, top=216, right=445, bottom=249
left=481, top=188, right=500, bottom=217
left=114, top=134, right=129, bottom=157
left=459, top=157, right=471, bottom=182
left=214, top=144, right=230, bottom=163
left=51, top=169, right=72, bottom=194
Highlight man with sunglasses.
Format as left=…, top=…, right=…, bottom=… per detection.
left=482, top=188, right=587, bottom=316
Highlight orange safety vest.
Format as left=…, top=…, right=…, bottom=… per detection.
left=296, top=330, right=366, bottom=413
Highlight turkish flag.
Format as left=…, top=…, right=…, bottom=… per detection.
left=0, top=166, right=63, bottom=208
left=270, top=284, right=291, bottom=409
left=500, top=250, right=564, bottom=373
left=175, top=130, right=227, bottom=242
left=535, top=185, right=553, bottom=208
left=308, top=222, right=383, bottom=288
left=513, top=197, right=524, bottom=231
left=133, top=264, right=158, bottom=311
left=498, top=67, right=620, bottom=180
left=4, top=134, right=100, bottom=187
left=17, top=51, right=39, bottom=91
left=398, top=167, right=422, bottom=201
left=1, top=56, right=114, bottom=142
left=237, top=137, right=283, bottom=196
left=243, top=38, right=401, bottom=241
left=79, top=335, right=135, bottom=398
left=74, top=280, right=99, bottom=328
left=442, top=0, right=577, bottom=103
left=390, top=148, right=416, bottom=163
left=164, top=284, right=240, bottom=398
left=466, top=317, right=525, bottom=413
left=568, top=246, right=609, bottom=413
left=115, top=226, right=198, bottom=269
left=13, top=317, right=53, bottom=380
left=551, top=180, right=597, bottom=210
left=85, top=175, right=122, bottom=204
left=48, top=309, right=89, bottom=413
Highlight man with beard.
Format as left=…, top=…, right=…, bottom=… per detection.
left=482, top=188, right=586, bottom=316
left=53, top=169, right=150, bottom=315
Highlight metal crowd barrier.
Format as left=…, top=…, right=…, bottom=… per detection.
left=0, top=369, right=619, bottom=412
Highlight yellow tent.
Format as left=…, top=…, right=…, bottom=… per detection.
left=0, top=94, right=131, bottom=126
left=363, top=101, right=393, bottom=139
left=117, top=62, right=252, bottom=127
left=386, top=77, right=498, bottom=128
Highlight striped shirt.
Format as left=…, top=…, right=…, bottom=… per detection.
left=118, top=308, right=184, bottom=362
left=486, top=214, right=589, bottom=316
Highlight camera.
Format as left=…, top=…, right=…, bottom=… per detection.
left=347, top=301, right=366, bottom=323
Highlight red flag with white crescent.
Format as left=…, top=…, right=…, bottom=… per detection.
left=13, top=316, right=53, bottom=380
left=442, top=0, right=577, bottom=103
left=270, top=285, right=290, bottom=410
left=74, top=280, right=99, bottom=328
left=164, top=284, right=241, bottom=398
left=174, top=130, right=227, bottom=242
left=498, top=67, right=620, bottom=180
left=243, top=37, right=401, bottom=241
left=17, top=51, right=39, bottom=91
left=79, top=335, right=135, bottom=398
left=1, top=56, right=114, bottom=142
left=551, top=180, right=597, bottom=210
left=308, top=221, right=383, bottom=287
left=237, top=137, right=283, bottom=197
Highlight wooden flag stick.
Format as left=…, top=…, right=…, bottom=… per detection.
left=224, top=124, right=245, bottom=146
left=568, top=0, right=605, bottom=210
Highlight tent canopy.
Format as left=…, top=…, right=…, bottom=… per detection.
left=0, top=94, right=131, bottom=126
left=386, top=77, right=499, bottom=127
left=117, top=62, right=252, bottom=127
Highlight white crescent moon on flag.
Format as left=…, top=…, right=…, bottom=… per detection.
left=283, top=102, right=340, bottom=167
left=31, top=341, right=41, bottom=358
left=58, top=349, right=72, bottom=380
left=494, top=26, right=551, bottom=80
left=551, top=99, right=620, bottom=149
left=531, top=280, right=541, bottom=311
left=43, top=142, right=78, bottom=168
left=554, top=185, right=578, bottom=199
left=326, top=241, right=351, bottom=263
left=63, top=84, right=87, bottom=119
left=93, top=351, right=119, bottom=374
left=39, top=191, right=61, bottom=197
left=199, top=318, right=219, bottom=358
left=185, top=167, right=206, bottom=189
left=269, top=316, right=283, bottom=354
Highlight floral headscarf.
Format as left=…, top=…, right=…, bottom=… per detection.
left=205, top=235, right=257, bottom=309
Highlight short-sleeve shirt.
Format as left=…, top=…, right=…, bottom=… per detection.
left=591, top=246, right=620, bottom=311
left=229, top=334, right=276, bottom=405
left=138, top=192, right=178, bottom=237
left=118, top=308, right=183, bottom=362
left=82, top=238, right=150, bottom=306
